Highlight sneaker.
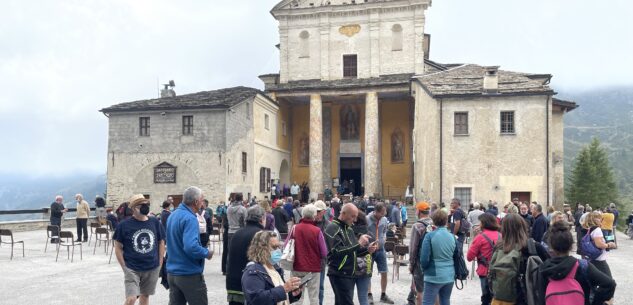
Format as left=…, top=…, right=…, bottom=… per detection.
left=381, top=294, right=395, bottom=304
left=368, top=293, right=374, bottom=305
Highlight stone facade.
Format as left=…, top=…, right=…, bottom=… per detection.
left=102, top=90, right=287, bottom=212
left=273, top=0, right=430, bottom=82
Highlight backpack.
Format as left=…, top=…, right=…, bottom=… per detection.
left=525, top=239, right=544, bottom=305
left=545, top=260, right=586, bottom=305
left=459, top=216, right=472, bottom=234
left=580, top=227, right=602, bottom=260
left=116, top=202, right=130, bottom=221
left=488, top=245, right=523, bottom=302
left=453, top=241, right=470, bottom=290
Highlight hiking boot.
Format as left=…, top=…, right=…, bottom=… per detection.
left=380, top=293, right=395, bottom=304
left=368, top=293, right=374, bottom=305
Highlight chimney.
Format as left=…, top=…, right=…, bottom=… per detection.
left=483, top=66, right=499, bottom=94
left=160, top=80, right=176, bottom=98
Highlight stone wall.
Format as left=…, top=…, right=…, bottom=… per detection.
left=412, top=83, right=440, bottom=202
left=277, top=1, right=429, bottom=82
left=551, top=106, right=566, bottom=208
left=106, top=109, right=229, bottom=210
left=224, top=98, right=255, bottom=198
left=440, top=95, right=551, bottom=204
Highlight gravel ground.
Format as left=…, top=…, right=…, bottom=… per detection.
left=0, top=229, right=628, bottom=304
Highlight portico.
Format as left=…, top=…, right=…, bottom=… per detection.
left=262, top=74, right=414, bottom=199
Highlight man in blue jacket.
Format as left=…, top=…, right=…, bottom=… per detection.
left=531, top=203, right=549, bottom=243
left=166, top=186, right=213, bottom=305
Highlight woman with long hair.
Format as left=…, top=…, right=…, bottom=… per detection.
left=583, top=211, right=616, bottom=277
left=490, top=214, right=549, bottom=305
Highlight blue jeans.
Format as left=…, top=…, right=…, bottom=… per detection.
left=479, top=276, right=492, bottom=305
left=319, top=267, right=325, bottom=305
left=355, top=277, right=371, bottom=305
left=422, top=282, right=453, bottom=305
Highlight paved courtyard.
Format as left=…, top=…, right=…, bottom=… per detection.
left=0, top=229, right=629, bottom=304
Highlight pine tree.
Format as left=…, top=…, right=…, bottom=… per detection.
left=567, top=138, right=618, bottom=207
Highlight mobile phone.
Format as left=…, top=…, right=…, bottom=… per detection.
left=294, top=277, right=312, bottom=291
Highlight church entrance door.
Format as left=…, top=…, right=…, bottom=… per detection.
left=339, top=157, right=362, bottom=196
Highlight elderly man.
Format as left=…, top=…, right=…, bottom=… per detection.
left=49, top=195, right=68, bottom=243
left=166, top=187, right=213, bottom=305
left=75, top=194, right=90, bottom=242
left=367, top=203, right=394, bottom=304
left=468, top=202, right=485, bottom=229
left=226, top=205, right=266, bottom=305
left=114, top=194, right=166, bottom=305
left=325, top=203, right=377, bottom=305
left=314, top=200, right=330, bottom=305
left=292, top=204, right=328, bottom=305
left=531, top=203, right=548, bottom=243
left=227, top=193, right=247, bottom=243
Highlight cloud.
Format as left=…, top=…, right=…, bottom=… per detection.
left=0, top=0, right=631, bottom=176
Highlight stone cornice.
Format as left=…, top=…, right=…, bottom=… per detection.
left=272, top=1, right=429, bottom=21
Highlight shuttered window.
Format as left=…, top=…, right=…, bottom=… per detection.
left=454, top=112, right=468, bottom=135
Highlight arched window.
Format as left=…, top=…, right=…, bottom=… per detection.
left=299, top=30, right=310, bottom=58
left=392, top=24, right=403, bottom=51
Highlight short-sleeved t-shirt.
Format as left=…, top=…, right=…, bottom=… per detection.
left=114, top=217, right=165, bottom=271
left=450, top=209, right=465, bottom=236
left=590, top=227, right=608, bottom=261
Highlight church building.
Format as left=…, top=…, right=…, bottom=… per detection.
left=101, top=0, right=576, bottom=211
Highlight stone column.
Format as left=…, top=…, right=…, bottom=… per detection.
left=364, top=92, right=380, bottom=196
left=309, top=94, right=324, bottom=199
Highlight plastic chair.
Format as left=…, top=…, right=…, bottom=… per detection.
left=56, top=231, right=82, bottom=262
left=0, top=229, right=25, bottom=260
left=93, top=227, right=110, bottom=255
left=45, top=225, right=60, bottom=253
left=87, top=222, right=102, bottom=246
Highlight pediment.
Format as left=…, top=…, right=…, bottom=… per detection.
left=273, top=0, right=382, bottom=11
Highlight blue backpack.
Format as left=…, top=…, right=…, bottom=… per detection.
left=580, top=227, right=602, bottom=260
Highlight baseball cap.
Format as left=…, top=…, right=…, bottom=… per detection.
left=416, top=201, right=430, bottom=212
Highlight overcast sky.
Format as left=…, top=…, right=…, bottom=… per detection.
left=0, top=0, right=631, bottom=177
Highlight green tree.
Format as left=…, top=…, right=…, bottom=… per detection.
left=567, top=138, right=618, bottom=207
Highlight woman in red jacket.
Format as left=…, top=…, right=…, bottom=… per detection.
left=467, top=213, right=501, bottom=305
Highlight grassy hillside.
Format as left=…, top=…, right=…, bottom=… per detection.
left=562, top=86, right=633, bottom=217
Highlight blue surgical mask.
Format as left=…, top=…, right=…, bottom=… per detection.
left=270, top=249, right=283, bottom=265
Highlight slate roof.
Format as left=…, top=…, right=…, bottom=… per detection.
left=100, top=86, right=264, bottom=113
left=415, top=64, right=556, bottom=98
left=265, top=73, right=414, bottom=92
left=553, top=97, right=579, bottom=110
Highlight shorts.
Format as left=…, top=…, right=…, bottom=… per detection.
left=372, top=249, right=388, bottom=273
left=412, top=264, right=425, bottom=293
left=123, top=266, right=160, bottom=297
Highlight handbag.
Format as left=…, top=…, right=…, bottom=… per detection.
left=279, top=226, right=296, bottom=270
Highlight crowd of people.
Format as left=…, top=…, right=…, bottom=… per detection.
left=48, top=190, right=622, bottom=305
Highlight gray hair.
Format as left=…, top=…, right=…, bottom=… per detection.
left=55, top=195, right=63, bottom=201
left=301, top=204, right=318, bottom=220
left=246, top=206, right=265, bottom=223
left=75, top=194, right=84, bottom=201
left=473, top=202, right=480, bottom=209
left=183, top=186, right=202, bottom=206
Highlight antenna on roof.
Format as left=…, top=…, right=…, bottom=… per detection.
left=160, top=80, right=176, bottom=98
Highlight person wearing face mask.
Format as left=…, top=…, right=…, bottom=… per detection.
left=241, top=231, right=303, bottom=305
left=226, top=205, right=267, bottom=305
left=113, top=194, right=166, bottom=305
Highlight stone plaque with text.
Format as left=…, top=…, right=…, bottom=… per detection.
left=154, top=162, right=177, bottom=184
